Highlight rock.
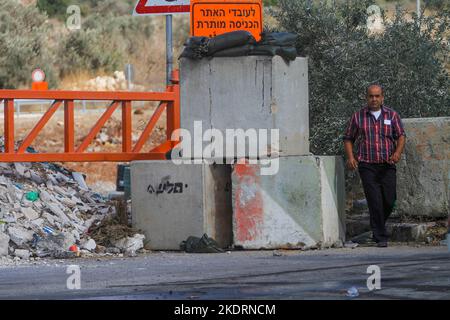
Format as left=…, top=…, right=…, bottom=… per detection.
left=30, top=171, right=44, bottom=185
left=106, top=247, right=121, bottom=254
left=2, top=215, right=16, bottom=224
left=344, top=241, right=359, bottom=249
left=95, top=245, right=106, bottom=254
left=332, top=239, right=344, bottom=248
left=0, top=232, right=10, bottom=256
left=7, top=226, right=34, bottom=247
left=60, top=197, right=77, bottom=208
left=52, top=250, right=79, bottom=259
left=30, top=218, right=44, bottom=229
left=21, top=207, right=39, bottom=221
left=273, top=250, right=283, bottom=257
left=14, top=249, right=31, bottom=260
left=72, top=172, right=89, bottom=191
left=70, top=229, right=80, bottom=241
left=387, top=222, right=435, bottom=242
left=14, top=163, right=26, bottom=176
left=46, top=203, right=71, bottom=226
left=42, top=212, right=57, bottom=225
left=81, top=239, right=96, bottom=251
left=112, top=234, right=145, bottom=254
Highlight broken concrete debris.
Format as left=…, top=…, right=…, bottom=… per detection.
left=0, top=161, right=145, bottom=262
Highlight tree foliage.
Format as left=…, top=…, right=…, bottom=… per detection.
left=273, top=0, right=450, bottom=155
left=0, top=1, right=57, bottom=88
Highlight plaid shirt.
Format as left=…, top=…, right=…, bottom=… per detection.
left=343, top=105, right=406, bottom=163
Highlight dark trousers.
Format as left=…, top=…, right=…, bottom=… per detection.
left=358, top=162, right=397, bottom=242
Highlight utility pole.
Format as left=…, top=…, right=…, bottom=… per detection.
left=166, top=15, right=173, bottom=85
left=416, top=0, right=421, bottom=19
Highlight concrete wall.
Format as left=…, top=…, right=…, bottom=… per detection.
left=396, top=117, right=449, bottom=217
left=131, top=161, right=232, bottom=250
left=232, top=156, right=346, bottom=249
left=180, top=56, right=309, bottom=158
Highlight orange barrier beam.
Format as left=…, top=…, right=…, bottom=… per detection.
left=0, top=90, right=175, bottom=101
left=17, top=100, right=63, bottom=154
left=75, top=101, right=120, bottom=153
left=0, top=70, right=180, bottom=163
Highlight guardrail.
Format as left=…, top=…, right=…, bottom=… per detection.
left=0, top=70, right=180, bottom=162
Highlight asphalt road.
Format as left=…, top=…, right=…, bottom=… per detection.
left=0, top=245, right=449, bottom=300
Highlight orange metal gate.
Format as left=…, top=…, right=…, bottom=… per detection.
left=0, top=71, right=180, bottom=163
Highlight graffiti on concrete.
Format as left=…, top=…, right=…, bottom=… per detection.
left=147, top=181, right=188, bottom=195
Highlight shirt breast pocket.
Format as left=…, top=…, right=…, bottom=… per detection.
left=382, top=120, right=393, bottom=138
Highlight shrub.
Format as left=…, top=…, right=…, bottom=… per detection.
left=0, top=0, right=57, bottom=88
left=273, top=0, right=450, bottom=155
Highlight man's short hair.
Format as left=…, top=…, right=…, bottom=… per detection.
left=366, top=83, right=384, bottom=95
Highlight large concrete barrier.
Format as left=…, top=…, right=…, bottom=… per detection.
left=180, top=56, right=309, bottom=158
left=131, top=161, right=232, bottom=250
left=232, top=156, right=346, bottom=249
left=396, top=117, right=449, bottom=217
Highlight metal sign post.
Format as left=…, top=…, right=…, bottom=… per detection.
left=133, top=0, right=190, bottom=85
left=166, top=14, right=173, bottom=85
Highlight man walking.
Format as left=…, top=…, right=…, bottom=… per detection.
left=343, top=84, right=406, bottom=247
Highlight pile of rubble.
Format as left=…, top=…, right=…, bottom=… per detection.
left=0, top=160, right=146, bottom=264
left=70, top=71, right=145, bottom=92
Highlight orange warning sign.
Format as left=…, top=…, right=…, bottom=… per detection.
left=191, top=0, right=263, bottom=41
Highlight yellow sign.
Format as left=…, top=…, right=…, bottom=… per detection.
left=191, top=0, right=263, bottom=41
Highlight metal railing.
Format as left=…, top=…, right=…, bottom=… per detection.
left=0, top=70, right=180, bottom=162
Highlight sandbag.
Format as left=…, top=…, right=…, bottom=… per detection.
left=212, top=44, right=254, bottom=57
left=259, top=32, right=298, bottom=47
left=179, top=234, right=224, bottom=253
left=207, top=30, right=257, bottom=55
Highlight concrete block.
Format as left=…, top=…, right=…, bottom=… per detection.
left=131, top=161, right=232, bottom=250
left=232, top=156, right=345, bottom=249
left=397, top=117, right=449, bottom=217
left=180, top=56, right=309, bottom=158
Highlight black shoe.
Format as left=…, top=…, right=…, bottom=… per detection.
left=377, top=241, right=388, bottom=248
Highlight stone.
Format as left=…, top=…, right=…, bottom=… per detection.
left=106, top=247, right=121, bottom=254
left=21, top=207, right=39, bottom=221
left=60, top=197, right=77, bottom=208
left=0, top=232, right=9, bottom=256
left=42, top=212, right=57, bottom=225
left=30, top=170, right=44, bottom=185
left=344, top=241, right=359, bottom=249
left=14, top=163, right=26, bottom=176
left=95, top=245, right=106, bottom=254
left=30, top=218, right=44, bottom=229
left=72, top=172, right=89, bottom=191
left=14, top=249, right=31, bottom=260
left=7, top=226, right=34, bottom=247
left=46, top=203, right=71, bottom=225
left=112, top=234, right=145, bottom=254
left=81, top=239, right=96, bottom=251
left=387, top=222, right=435, bottom=242
left=40, top=190, right=57, bottom=203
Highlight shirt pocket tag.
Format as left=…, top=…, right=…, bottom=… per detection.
left=384, top=119, right=392, bottom=125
